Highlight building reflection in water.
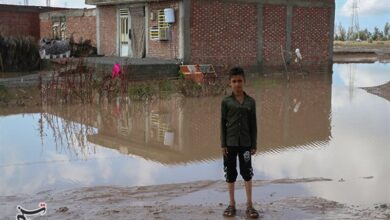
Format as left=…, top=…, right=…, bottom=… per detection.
left=43, top=73, right=332, bottom=165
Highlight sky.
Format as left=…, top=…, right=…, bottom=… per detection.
left=1, top=0, right=389, bottom=32
left=0, top=0, right=93, bottom=8
left=335, top=0, right=390, bottom=31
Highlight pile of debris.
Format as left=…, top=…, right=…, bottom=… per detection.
left=39, top=38, right=71, bottom=59
left=39, top=35, right=97, bottom=60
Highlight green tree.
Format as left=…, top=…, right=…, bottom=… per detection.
left=372, top=26, right=384, bottom=41
left=367, top=29, right=372, bottom=40
left=361, top=28, right=369, bottom=41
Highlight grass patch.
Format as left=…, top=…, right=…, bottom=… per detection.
left=128, top=83, right=159, bottom=100
left=252, top=78, right=278, bottom=88
left=0, top=85, right=9, bottom=102
left=0, top=85, right=7, bottom=93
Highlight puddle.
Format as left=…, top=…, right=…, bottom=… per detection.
left=0, top=63, right=389, bottom=206
left=169, top=183, right=312, bottom=206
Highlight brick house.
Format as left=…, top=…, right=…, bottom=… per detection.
left=86, top=0, right=335, bottom=73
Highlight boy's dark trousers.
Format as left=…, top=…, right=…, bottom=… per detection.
left=223, top=146, right=253, bottom=183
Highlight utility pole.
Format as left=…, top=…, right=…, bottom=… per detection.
left=46, top=0, right=51, bottom=7
left=24, top=0, right=28, bottom=5
left=350, top=0, right=360, bottom=41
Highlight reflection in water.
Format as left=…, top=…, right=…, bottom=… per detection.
left=0, top=63, right=389, bottom=205
left=39, top=109, right=98, bottom=158
left=348, top=64, right=357, bottom=101
left=39, top=73, right=331, bottom=165
left=257, top=74, right=332, bottom=152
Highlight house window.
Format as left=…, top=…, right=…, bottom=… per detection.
left=149, top=10, right=169, bottom=41
left=120, top=9, right=129, bottom=45
left=52, top=17, right=66, bottom=40
left=158, top=10, right=169, bottom=29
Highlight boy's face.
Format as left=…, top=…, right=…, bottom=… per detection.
left=229, top=75, right=245, bottom=93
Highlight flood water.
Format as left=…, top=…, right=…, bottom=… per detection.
left=1, top=63, right=389, bottom=206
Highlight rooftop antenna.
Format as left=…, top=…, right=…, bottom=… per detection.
left=350, top=0, right=360, bottom=41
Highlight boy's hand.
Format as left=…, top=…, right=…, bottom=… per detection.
left=250, top=148, right=256, bottom=155
left=222, top=147, right=228, bottom=156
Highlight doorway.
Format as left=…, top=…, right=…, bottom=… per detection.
left=119, top=8, right=130, bottom=57
left=119, top=7, right=146, bottom=58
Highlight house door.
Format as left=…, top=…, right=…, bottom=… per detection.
left=119, top=8, right=131, bottom=57
left=129, top=6, right=146, bottom=58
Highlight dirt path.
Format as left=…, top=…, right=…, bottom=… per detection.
left=333, top=41, right=390, bottom=63
left=1, top=178, right=389, bottom=220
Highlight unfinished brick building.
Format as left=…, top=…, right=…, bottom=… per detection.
left=40, top=8, right=97, bottom=46
left=0, top=4, right=66, bottom=41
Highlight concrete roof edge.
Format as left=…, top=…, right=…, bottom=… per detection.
left=39, top=8, right=96, bottom=19
left=0, top=4, right=79, bottom=13
left=85, top=0, right=168, bottom=6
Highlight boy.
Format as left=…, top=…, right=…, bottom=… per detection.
left=221, top=67, right=259, bottom=218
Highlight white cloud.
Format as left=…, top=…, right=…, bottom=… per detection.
left=341, top=0, right=390, bottom=16
left=335, top=63, right=390, bottom=88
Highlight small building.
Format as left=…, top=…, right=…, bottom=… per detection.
left=0, top=4, right=66, bottom=41
left=39, top=8, right=97, bottom=46
left=86, top=0, right=335, bottom=72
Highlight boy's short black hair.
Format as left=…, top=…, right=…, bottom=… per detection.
left=229, top=67, right=245, bottom=79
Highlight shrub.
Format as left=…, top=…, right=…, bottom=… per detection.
left=69, top=34, right=97, bottom=57
left=0, top=35, right=40, bottom=72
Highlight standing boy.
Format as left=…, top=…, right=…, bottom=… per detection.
left=220, top=67, right=259, bottom=218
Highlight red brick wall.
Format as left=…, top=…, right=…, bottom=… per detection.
left=67, top=16, right=96, bottom=46
left=262, top=5, right=287, bottom=68
left=40, top=19, right=52, bottom=39
left=99, top=6, right=117, bottom=56
left=190, top=0, right=257, bottom=73
left=0, top=11, right=40, bottom=41
left=292, top=7, right=331, bottom=66
left=148, top=1, right=180, bottom=59
left=39, top=11, right=96, bottom=46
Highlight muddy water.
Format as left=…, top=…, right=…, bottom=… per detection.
left=0, top=63, right=389, bottom=205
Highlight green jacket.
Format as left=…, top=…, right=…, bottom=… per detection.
left=220, top=92, right=257, bottom=149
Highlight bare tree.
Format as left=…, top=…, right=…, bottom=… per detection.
left=338, top=23, right=347, bottom=41
left=384, top=22, right=390, bottom=40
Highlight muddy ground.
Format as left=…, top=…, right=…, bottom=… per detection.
left=1, top=178, right=389, bottom=220
left=361, top=81, right=390, bottom=102
left=333, top=44, right=390, bottom=63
